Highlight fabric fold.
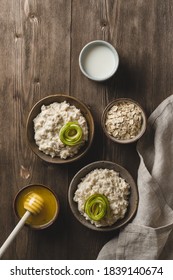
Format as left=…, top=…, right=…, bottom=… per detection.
left=97, top=94, right=173, bottom=260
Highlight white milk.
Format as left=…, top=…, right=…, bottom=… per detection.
left=83, top=45, right=117, bottom=79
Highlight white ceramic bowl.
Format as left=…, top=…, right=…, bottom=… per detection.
left=79, top=40, right=119, bottom=81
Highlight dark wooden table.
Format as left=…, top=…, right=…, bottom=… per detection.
left=0, top=0, right=172, bottom=260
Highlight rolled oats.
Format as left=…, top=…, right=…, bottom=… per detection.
left=105, top=101, right=143, bottom=140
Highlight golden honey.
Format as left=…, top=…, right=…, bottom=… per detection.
left=14, top=184, right=59, bottom=229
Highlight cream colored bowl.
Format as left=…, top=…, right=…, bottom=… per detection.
left=79, top=40, right=119, bottom=81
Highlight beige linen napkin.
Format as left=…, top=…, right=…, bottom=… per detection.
left=97, top=94, right=173, bottom=259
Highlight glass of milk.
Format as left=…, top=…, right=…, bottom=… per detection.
left=79, top=40, right=119, bottom=81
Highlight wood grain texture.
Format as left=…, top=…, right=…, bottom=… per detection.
left=0, top=0, right=173, bottom=259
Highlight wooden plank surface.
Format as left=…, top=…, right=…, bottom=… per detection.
left=0, top=0, right=173, bottom=260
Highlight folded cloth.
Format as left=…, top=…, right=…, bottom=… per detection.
left=97, top=94, right=173, bottom=259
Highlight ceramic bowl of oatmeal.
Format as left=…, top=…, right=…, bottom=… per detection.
left=26, top=94, right=94, bottom=164
left=68, top=161, right=138, bottom=231
left=101, top=98, right=147, bottom=144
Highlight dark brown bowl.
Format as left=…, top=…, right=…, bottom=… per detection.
left=101, top=98, right=147, bottom=144
left=26, top=94, right=94, bottom=164
left=14, top=184, right=59, bottom=230
left=68, top=161, right=138, bottom=231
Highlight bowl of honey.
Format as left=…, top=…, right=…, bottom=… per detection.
left=14, top=184, right=59, bottom=230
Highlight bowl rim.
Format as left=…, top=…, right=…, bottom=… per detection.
left=26, top=94, right=95, bottom=164
left=101, top=98, right=147, bottom=144
left=13, top=183, right=60, bottom=230
left=68, top=160, right=139, bottom=232
left=79, top=40, right=119, bottom=81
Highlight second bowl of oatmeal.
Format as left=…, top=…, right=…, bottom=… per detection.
left=101, top=98, right=147, bottom=144
left=68, top=161, right=138, bottom=231
left=26, top=94, right=94, bottom=164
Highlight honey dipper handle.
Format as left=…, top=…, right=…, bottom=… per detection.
left=0, top=210, right=31, bottom=258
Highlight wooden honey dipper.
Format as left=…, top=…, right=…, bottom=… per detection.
left=0, top=193, right=44, bottom=258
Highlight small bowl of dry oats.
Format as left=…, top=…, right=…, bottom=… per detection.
left=101, top=98, right=147, bottom=144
